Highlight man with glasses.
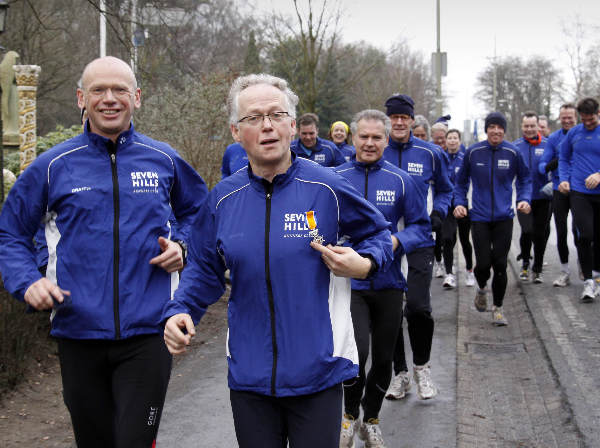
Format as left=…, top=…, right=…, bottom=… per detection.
left=162, top=73, right=393, bottom=447
left=0, top=56, right=208, bottom=447
left=382, top=94, right=452, bottom=402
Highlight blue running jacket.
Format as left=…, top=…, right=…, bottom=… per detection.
left=162, top=155, right=393, bottom=397
left=0, top=124, right=208, bottom=339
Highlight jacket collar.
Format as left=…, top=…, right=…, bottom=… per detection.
left=350, top=154, right=385, bottom=171
left=247, top=151, right=299, bottom=192
left=387, top=133, right=414, bottom=152
left=84, top=121, right=136, bottom=152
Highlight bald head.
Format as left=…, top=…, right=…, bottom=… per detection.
left=77, top=56, right=141, bottom=142
left=80, top=56, right=137, bottom=91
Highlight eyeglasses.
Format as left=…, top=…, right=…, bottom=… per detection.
left=86, top=87, right=134, bottom=98
left=237, top=111, right=290, bottom=126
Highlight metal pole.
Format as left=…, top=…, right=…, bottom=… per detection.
left=435, top=0, right=442, bottom=117
left=100, top=0, right=106, bottom=58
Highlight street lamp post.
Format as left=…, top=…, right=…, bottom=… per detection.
left=0, top=0, right=9, bottom=205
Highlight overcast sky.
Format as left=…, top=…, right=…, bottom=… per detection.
left=255, top=0, right=600, bottom=132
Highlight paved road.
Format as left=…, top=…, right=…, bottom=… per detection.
left=158, top=219, right=595, bottom=447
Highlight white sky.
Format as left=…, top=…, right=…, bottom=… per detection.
left=255, top=0, right=600, bottom=133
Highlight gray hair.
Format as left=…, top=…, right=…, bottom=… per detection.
left=228, top=73, right=299, bottom=126
left=412, top=114, right=430, bottom=138
left=431, top=122, right=448, bottom=134
left=350, top=109, right=391, bottom=137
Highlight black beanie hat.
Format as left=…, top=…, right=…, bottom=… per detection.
left=484, top=112, right=507, bottom=132
left=435, top=114, right=451, bottom=124
left=385, top=94, right=415, bottom=118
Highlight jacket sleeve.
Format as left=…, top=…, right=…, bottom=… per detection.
left=538, top=136, right=556, bottom=175
left=515, top=150, right=532, bottom=203
left=333, top=145, right=347, bottom=167
left=392, top=174, right=432, bottom=255
left=169, top=152, right=209, bottom=243
left=221, top=145, right=232, bottom=179
left=0, top=160, right=48, bottom=301
left=432, top=148, right=453, bottom=217
left=453, top=149, right=470, bottom=208
left=334, top=174, right=393, bottom=274
left=558, top=130, right=573, bottom=183
left=161, top=196, right=226, bottom=324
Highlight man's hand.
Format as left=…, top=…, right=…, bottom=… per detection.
left=453, top=205, right=467, bottom=219
left=517, top=201, right=531, bottom=214
left=558, top=181, right=570, bottom=194
left=585, top=172, right=600, bottom=190
left=150, top=237, right=183, bottom=273
left=310, top=242, right=372, bottom=279
left=164, top=313, right=196, bottom=355
left=391, top=235, right=399, bottom=252
left=24, top=278, right=70, bottom=311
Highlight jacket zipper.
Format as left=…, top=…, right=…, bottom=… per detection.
left=364, top=167, right=375, bottom=288
left=109, top=144, right=121, bottom=339
left=490, top=149, right=495, bottom=222
left=264, top=182, right=278, bottom=395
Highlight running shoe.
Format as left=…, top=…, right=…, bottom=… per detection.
left=339, top=414, right=357, bottom=448
left=474, top=288, right=487, bottom=312
left=580, top=280, right=596, bottom=303
left=553, top=272, right=570, bottom=287
left=434, top=261, right=445, bottom=278
left=385, top=371, right=410, bottom=400
left=492, top=306, right=508, bottom=326
left=358, top=419, right=387, bottom=448
left=443, top=273, right=456, bottom=289
left=413, top=364, right=438, bottom=400
left=519, top=268, right=529, bottom=281
left=465, top=270, right=475, bottom=287
left=533, top=272, right=543, bottom=284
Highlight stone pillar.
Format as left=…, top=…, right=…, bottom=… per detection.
left=13, top=65, right=41, bottom=173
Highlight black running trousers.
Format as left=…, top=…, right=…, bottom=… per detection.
left=471, top=219, right=513, bottom=307
left=552, top=189, right=579, bottom=264
left=393, top=246, right=434, bottom=374
left=344, top=288, right=403, bottom=421
left=516, top=199, right=552, bottom=273
left=57, top=334, right=172, bottom=448
left=570, top=191, right=600, bottom=279
left=230, top=383, right=343, bottom=448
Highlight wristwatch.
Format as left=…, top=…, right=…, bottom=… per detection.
left=174, top=240, right=188, bottom=265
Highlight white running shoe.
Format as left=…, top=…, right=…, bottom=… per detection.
left=465, top=270, right=475, bottom=287
left=339, top=414, right=357, bottom=448
left=581, top=280, right=596, bottom=303
left=434, top=261, right=445, bottom=278
left=443, top=273, right=456, bottom=289
left=553, top=272, right=570, bottom=287
left=413, top=364, right=438, bottom=400
left=385, top=371, right=410, bottom=400
left=533, top=272, right=544, bottom=284
left=492, top=306, right=508, bottom=326
left=358, top=419, right=387, bottom=448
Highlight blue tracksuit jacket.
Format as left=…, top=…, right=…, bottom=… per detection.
left=538, top=128, right=568, bottom=191
left=0, top=124, right=208, bottom=339
left=336, top=157, right=433, bottom=291
left=559, top=123, right=600, bottom=195
left=382, top=133, right=452, bottom=217
left=290, top=137, right=346, bottom=167
left=513, top=136, right=550, bottom=200
left=454, top=139, right=532, bottom=222
left=221, top=142, right=248, bottom=179
left=162, top=154, right=393, bottom=397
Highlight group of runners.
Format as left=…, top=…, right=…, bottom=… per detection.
left=0, top=56, right=599, bottom=448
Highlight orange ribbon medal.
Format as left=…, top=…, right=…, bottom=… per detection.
left=306, top=211, right=324, bottom=244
